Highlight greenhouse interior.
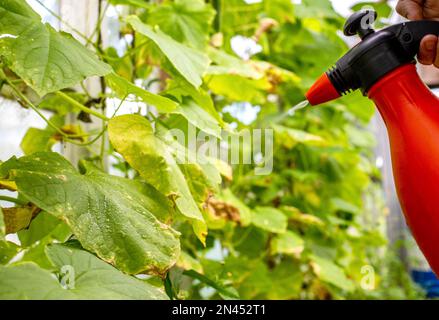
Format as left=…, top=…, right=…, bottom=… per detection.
left=1, top=0, right=439, bottom=304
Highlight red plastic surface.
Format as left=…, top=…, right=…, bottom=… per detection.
left=305, top=73, right=341, bottom=106
left=368, top=64, right=439, bottom=275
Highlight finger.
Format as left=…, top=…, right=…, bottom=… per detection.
left=435, top=39, right=439, bottom=68
left=396, top=0, right=424, bottom=20
left=424, top=0, right=439, bottom=21
left=418, top=35, right=438, bottom=65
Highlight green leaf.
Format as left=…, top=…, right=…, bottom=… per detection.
left=177, top=251, right=203, bottom=274
left=345, top=124, right=376, bottom=148
left=18, top=211, right=71, bottom=248
left=164, top=271, right=175, bottom=300
left=38, top=92, right=87, bottom=116
left=108, top=115, right=207, bottom=243
left=178, top=164, right=216, bottom=206
left=252, top=207, right=287, bottom=234
left=183, top=269, right=239, bottom=299
left=164, top=77, right=224, bottom=125
left=266, top=260, right=303, bottom=300
left=171, top=99, right=221, bottom=138
left=351, top=2, right=392, bottom=19
left=0, top=263, right=65, bottom=299
left=0, top=0, right=112, bottom=96
left=21, top=115, right=64, bottom=155
left=295, top=0, right=341, bottom=20
left=217, top=189, right=252, bottom=226
left=331, top=198, right=361, bottom=215
left=147, top=0, right=215, bottom=49
left=20, top=241, right=55, bottom=269
left=104, top=47, right=134, bottom=81
left=160, top=131, right=222, bottom=189
left=220, top=0, right=262, bottom=40
left=268, top=18, right=346, bottom=81
left=0, top=240, right=19, bottom=265
left=272, top=124, right=326, bottom=148
left=206, top=74, right=270, bottom=105
left=46, top=243, right=169, bottom=299
left=1, top=152, right=180, bottom=275
left=126, top=15, right=210, bottom=88
left=0, top=243, right=168, bottom=299
left=310, top=255, right=355, bottom=292
left=223, top=256, right=271, bottom=299
left=106, top=73, right=178, bottom=113
left=263, top=0, right=295, bottom=23
left=108, top=0, right=150, bottom=9
left=21, top=128, right=56, bottom=155
left=337, top=92, right=376, bottom=123
left=271, top=230, right=305, bottom=257
left=206, top=47, right=263, bottom=79
left=17, top=213, right=71, bottom=269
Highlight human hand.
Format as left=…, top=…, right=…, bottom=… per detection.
left=396, top=0, right=439, bottom=67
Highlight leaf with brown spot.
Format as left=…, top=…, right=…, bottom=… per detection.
left=2, top=204, right=40, bottom=234
left=108, top=114, right=209, bottom=244
left=206, top=197, right=241, bottom=224
left=0, top=152, right=180, bottom=275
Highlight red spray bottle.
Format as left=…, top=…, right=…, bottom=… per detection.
left=306, top=10, right=439, bottom=274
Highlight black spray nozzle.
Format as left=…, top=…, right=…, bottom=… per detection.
left=327, top=10, right=439, bottom=96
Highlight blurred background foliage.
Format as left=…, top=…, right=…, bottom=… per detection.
left=170, top=0, right=424, bottom=300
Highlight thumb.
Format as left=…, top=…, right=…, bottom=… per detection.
left=396, top=0, right=424, bottom=20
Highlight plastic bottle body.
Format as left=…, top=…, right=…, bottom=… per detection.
left=368, top=64, right=439, bottom=274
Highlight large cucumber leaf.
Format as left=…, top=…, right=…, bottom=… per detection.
left=0, top=243, right=168, bottom=300
left=0, top=0, right=111, bottom=96
left=108, top=114, right=208, bottom=243
left=0, top=152, right=180, bottom=275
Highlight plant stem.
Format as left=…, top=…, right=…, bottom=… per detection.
left=80, top=81, right=93, bottom=99
left=111, top=95, right=128, bottom=118
left=211, top=0, right=222, bottom=32
left=56, top=91, right=109, bottom=121
left=34, top=0, right=89, bottom=42
left=0, top=69, right=106, bottom=145
left=0, top=70, right=72, bottom=136
left=149, top=111, right=170, bottom=129
left=89, top=0, right=110, bottom=47
left=0, top=196, right=27, bottom=206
